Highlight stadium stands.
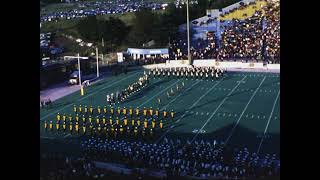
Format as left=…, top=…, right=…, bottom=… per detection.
left=170, top=0, right=280, bottom=63
left=80, top=137, right=280, bottom=179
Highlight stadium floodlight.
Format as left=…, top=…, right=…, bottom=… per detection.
left=186, top=0, right=191, bottom=65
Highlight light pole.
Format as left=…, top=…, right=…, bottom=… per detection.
left=77, top=53, right=82, bottom=87
left=96, top=47, right=99, bottom=77
left=186, top=0, right=191, bottom=65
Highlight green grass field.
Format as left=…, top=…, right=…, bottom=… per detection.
left=40, top=68, right=280, bottom=156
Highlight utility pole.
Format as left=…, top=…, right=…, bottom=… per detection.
left=96, top=47, right=99, bottom=77
left=186, top=0, right=191, bottom=65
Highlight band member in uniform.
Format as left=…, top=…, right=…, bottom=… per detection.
left=84, top=105, right=88, bottom=114
left=170, top=110, right=175, bottom=119
left=68, top=114, right=73, bottom=122
left=97, top=124, right=101, bottom=134
left=119, top=125, right=124, bottom=135
left=49, top=120, right=53, bottom=131
left=73, top=105, right=77, bottom=113
left=158, top=98, right=161, bottom=105
left=75, top=122, right=79, bottom=134
left=89, top=116, right=93, bottom=123
left=144, top=119, right=148, bottom=129
left=44, top=120, right=48, bottom=131
left=152, top=119, right=156, bottom=129
left=155, top=108, right=159, bottom=118
left=136, top=107, right=139, bottom=117
left=143, top=107, right=147, bottom=117
left=159, top=120, right=163, bottom=129
left=131, top=118, right=135, bottom=126
left=134, top=126, right=138, bottom=137
left=56, top=120, right=60, bottom=131
left=149, top=107, right=153, bottom=116
left=137, top=118, right=141, bottom=127
left=142, top=127, right=146, bottom=137
left=69, top=122, right=73, bottom=133
left=110, top=107, right=114, bottom=116
left=116, top=117, right=120, bottom=126
left=103, top=106, right=107, bottom=114
left=75, top=114, right=79, bottom=122
left=82, top=115, right=86, bottom=123
left=102, top=116, right=106, bottom=125
left=97, top=106, right=101, bottom=114
left=56, top=113, right=61, bottom=121
left=79, top=105, right=82, bottom=114
left=123, top=117, right=128, bottom=126
left=89, top=123, right=94, bottom=135
left=129, top=107, right=133, bottom=117
left=89, top=105, right=94, bottom=114
left=62, top=121, right=66, bottom=132
left=123, top=107, right=127, bottom=115
left=82, top=124, right=86, bottom=135
left=109, top=117, right=113, bottom=125
left=96, top=116, right=100, bottom=125
left=126, top=126, right=131, bottom=135
left=163, top=110, right=167, bottom=118
left=150, top=128, right=154, bottom=137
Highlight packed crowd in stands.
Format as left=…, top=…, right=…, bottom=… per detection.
left=40, top=152, right=153, bottom=180
left=169, top=0, right=280, bottom=63
left=262, top=1, right=280, bottom=63
left=80, top=137, right=280, bottom=179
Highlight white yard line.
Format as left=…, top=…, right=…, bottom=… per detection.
left=224, top=76, right=267, bottom=145
left=40, top=136, right=55, bottom=139
left=155, top=78, right=224, bottom=143
left=190, top=76, right=247, bottom=144
left=256, top=90, right=280, bottom=154
left=40, top=72, right=140, bottom=121
left=138, top=80, right=181, bottom=108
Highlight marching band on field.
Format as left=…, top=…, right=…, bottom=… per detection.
left=44, top=105, right=174, bottom=138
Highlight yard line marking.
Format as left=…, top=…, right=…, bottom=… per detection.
left=155, top=78, right=224, bottom=143
left=190, top=76, right=247, bottom=143
left=138, top=79, right=180, bottom=108
left=161, top=81, right=200, bottom=110
left=257, top=91, right=280, bottom=154
left=40, top=136, right=54, bottom=139
left=40, top=72, right=140, bottom=121
left=224, top=76, right=267, bottom=145
left=63, top=134, right=71, bottom=138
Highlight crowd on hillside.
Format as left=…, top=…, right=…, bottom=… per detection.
left=41, top=0, right=167, bottom=22
left=169, top=0, right=280, bottom=63
left=80, top=137, right=280, bottom=179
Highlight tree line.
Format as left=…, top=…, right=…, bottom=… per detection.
left=75, top=0, right=241, bottom=52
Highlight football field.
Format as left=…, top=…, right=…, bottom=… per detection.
left=40, top=68, right=280, bottom=156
